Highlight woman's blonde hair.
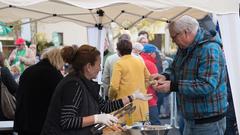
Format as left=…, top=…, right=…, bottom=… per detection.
left=41, top=46, right=64, bottom=70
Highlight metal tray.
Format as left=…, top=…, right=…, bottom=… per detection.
left=123, top=125, right=172, bottom=135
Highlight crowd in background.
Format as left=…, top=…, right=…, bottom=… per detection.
left=0, top=15, right=238, bottom=135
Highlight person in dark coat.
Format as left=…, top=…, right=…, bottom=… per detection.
left=41, top=45, right=152, bottom=135
left=0, top=52, right=18, bottom=121
left=14, top=46, right=67, bottom=135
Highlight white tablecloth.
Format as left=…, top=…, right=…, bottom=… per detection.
left=0, top=121, right=13, bottom=131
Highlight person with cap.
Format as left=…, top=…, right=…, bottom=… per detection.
left=137, top=31, right=165, bottom=121
left=137, top=31, right=163, bottom=73
left=141, top=44, right=161, bottom=125
left=8, top=37, right=35, bottom=73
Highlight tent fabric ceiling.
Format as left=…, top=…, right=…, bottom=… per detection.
left=0, top=0, right=238, bottom=13
left=61, top=0, right=238, bottom=14
left=0, top=0, right=238, bottom=28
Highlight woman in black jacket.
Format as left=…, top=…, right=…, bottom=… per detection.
left=0, top=52, right=18, bottom=121
left=41, top=45, right=152, bottom=135
left=14, top=47, right=67, bottom=135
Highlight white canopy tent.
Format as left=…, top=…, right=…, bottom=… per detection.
left=0, top=0, right=212, bottom=29
left=0, top=0, right=239, bottom=131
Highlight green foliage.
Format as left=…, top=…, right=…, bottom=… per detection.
left=36, top=32, right=54, bottom=54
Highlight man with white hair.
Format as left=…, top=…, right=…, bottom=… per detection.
left=152, top=15, right=228, bottom=135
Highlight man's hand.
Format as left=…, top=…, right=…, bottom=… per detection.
left=150, top=74, right=166, bottom=82
left=152, top=81, right=171, bottom=93
left=150, top=74, right=167, bottom=88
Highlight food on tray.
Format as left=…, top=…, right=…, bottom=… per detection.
left=103, top=123, right=124, bottom=133
left=149, top=80, right=158, bottom=86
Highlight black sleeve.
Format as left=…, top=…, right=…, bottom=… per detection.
left=162, top=73, right=170, bottom=80
left=50, top=70, right=64, bottom=92
left=97, top=96, right=124, bottom=113
left=1, top=67, right=18, bottom=95
left=59, top=80, right=83, bottom=130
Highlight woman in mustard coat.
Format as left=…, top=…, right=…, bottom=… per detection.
left=109, top=40, right=150, bottom=123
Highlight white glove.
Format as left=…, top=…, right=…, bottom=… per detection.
left=94, top=114, right=118, bottom=126
left=132, top=90, right=153, bottom=101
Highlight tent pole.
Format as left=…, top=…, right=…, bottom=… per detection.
left=59, top=13, right=94, bottom=16
left=98, top=28, right=103, bottom=83
left=58, top=15, right=95, bottom=25
left=1, top=5, right=95, bottom=26
left=0, top=6, right=9, bottom=10
left=124, top=11, right=167, bottom=22
left=90, top=9, right=98, bottom=24
left=127, top=11, right=154, bottom=29
left=17, top=16, right=52, bottom=26
left=96, top=9, right=104, bottom=85
left=11, top=5, right=52, bottom=15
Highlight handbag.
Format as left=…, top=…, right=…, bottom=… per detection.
left=0, top=71, right=16, bottom=119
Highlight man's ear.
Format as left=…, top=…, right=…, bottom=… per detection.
left=184, top=29, right=190, bottom=39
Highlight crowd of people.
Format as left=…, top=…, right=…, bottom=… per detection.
left=0, top=15, right=238, bottom=135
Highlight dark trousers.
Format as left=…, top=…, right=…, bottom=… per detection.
left=225, top=100, right=238, bottom=135
left=149, top=106, right=161, bottom=125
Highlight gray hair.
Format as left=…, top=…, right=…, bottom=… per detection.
left=132, top=42, right=144, bottom=51
left=118, top=34, right=131, bottom=42
left=168, top=15, right=199, bottom=34
left=137, top=35, right=148, bottom=43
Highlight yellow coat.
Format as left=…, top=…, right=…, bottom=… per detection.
left=109, top=55, right=150, bottom=123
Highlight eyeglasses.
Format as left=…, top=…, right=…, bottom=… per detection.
left=171, top=32, right=182, bottom=41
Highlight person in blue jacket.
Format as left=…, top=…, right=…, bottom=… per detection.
left=152, top=15, right=228, bottom=135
